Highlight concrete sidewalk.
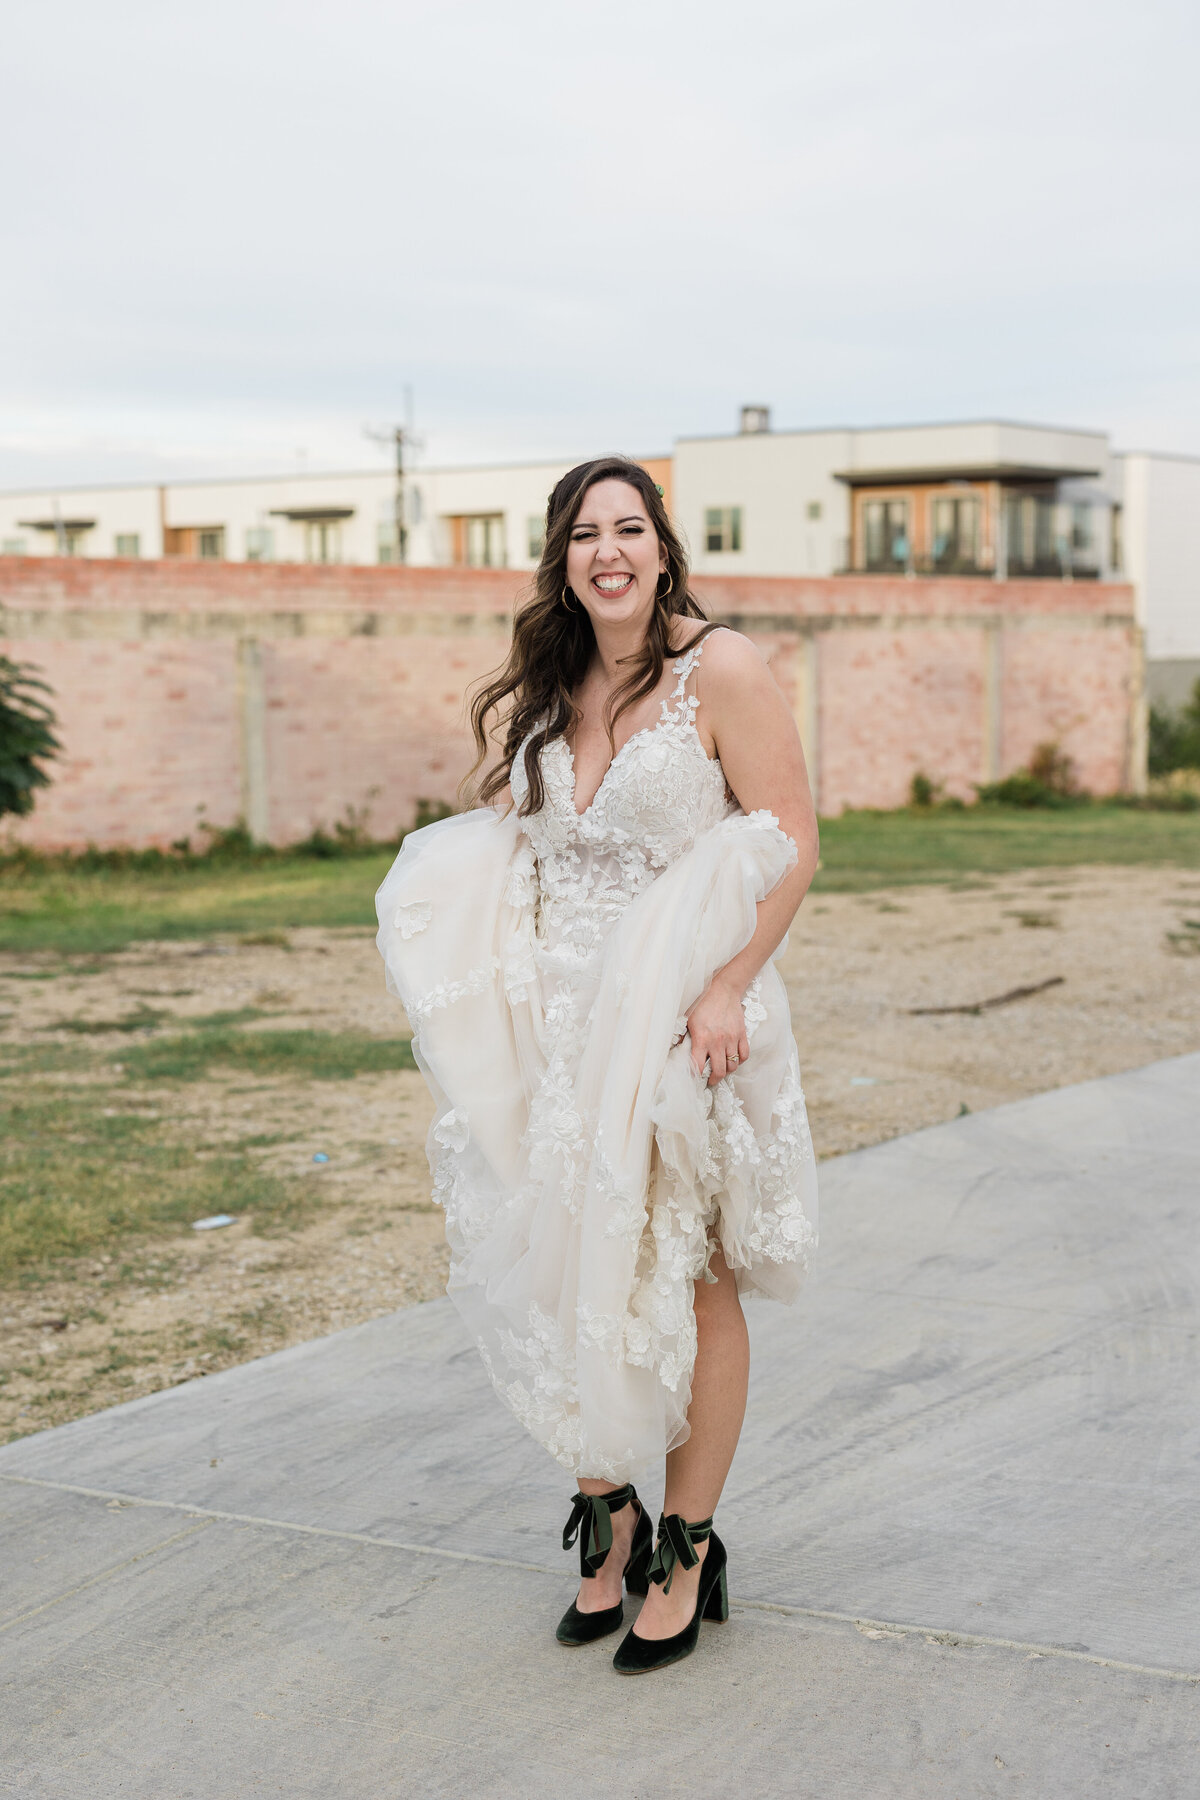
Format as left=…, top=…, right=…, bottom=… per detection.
left=1, top=1056, right=1197, bottom=1798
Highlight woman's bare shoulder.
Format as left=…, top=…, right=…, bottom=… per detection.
left=691, top=626, right=777, bottom=700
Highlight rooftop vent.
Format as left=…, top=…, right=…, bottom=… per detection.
left=739, top=405, right=771, bottom=435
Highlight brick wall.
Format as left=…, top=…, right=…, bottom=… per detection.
left=0, top=558, right=1141, bottom=849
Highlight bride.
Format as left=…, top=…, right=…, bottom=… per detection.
left=377, top=456, right=819, bottom=1674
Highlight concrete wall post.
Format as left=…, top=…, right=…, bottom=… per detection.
left=797, top=631, right=821, bottom=813
left=982, top=618, right=1004, bottom=782
left=236, top=636, right=270, bottom=842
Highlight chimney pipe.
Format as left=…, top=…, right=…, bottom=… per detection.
left=740, top=405, right=771, bottom=435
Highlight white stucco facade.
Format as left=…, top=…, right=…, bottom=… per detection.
left=673, top=419, right=1118, bottom=579
left=0, top=483, right=165, bottom=560
left=673, top=429, right=854, bottom=575
left=0, top=460, right=585, bottom=573
left=1114, top=451, right=1200, bottom=660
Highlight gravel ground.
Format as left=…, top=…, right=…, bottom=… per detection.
left=2, top=863, right=1198, bottom=1441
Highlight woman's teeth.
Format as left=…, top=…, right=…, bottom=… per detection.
left=593, top=575, right=633, bottom=593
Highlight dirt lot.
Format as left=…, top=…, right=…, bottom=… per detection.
left=3, top=862, right=1199, bottom=1442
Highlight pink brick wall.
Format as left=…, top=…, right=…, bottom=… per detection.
left=1000, top=625, right=1135, bottom=798
left=2, top=635, right=242, bottom=849
left=259, top=635, right=505, bottom=846
left=0, top=558, right=1139, bottom=848
left=816, top=625, right=989, bottom=812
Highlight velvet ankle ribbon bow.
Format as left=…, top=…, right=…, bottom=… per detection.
left=562, top=1483, right=636, bottom=1578
left=647, top=1513, right=714, bottom=1594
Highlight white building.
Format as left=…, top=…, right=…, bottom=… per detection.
left=1114, top=452, right=1200, bottom=707
left=0, top=455, right=671, bottom=576
left=672, top=412, right=1198, bottom=704
left=2, top=417, right=1196, bottom=701
left=675, top=415, right=1121, bottom=581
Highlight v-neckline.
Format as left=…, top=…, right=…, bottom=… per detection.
left=561, top=630, right=721, bottom=819
left=563, top=719, right=665, bottom=818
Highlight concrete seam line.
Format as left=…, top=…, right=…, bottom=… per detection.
left=729, top=1598, right=1200, bottom=1684
left=3, top=1473, right=1196, bottom=1685
left=0, top=1471, right=560, bottom=1576
left=0, top=1520, right=212, bottom=1634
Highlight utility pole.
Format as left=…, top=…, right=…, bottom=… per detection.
left=391, top=423, right=408, bottom=565
left=366, top=389, right=419, bottom=565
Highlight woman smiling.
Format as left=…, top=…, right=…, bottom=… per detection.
left=377, top=455, right=819, bottom=1674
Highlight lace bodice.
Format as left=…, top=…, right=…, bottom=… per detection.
left=510, top=633, right=737, bottom=964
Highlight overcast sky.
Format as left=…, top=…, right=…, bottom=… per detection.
left=2, top=0, right=1197, bottom=488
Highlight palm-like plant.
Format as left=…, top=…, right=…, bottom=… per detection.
left=0, top=656, right=61, bottom=819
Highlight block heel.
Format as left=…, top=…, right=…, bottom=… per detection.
left=703, top=1560, right=729, bottom=1622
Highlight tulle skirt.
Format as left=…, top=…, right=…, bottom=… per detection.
left=376, top=807, right=817, bottom=1482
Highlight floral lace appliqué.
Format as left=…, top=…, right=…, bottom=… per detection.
left=428, top=628, right=817, bottom=1480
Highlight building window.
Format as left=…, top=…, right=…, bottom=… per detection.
left=863, top=499, right=910, bottom=572
left=527, top=516, right=546, bottom=560
left=114, top=533, right=141, bottom=557
left=304, top=521, right=341, bottom=564
left=1110, top=503, right=1123, bottom=574
left=805, top=500, right=822, bottom=521
left=466, top=514, right=504, bottom=567
left=245, top=526, right=274, bottom=563
left=704, top=507, right=743, bottom=553
left=930, top=496, right=980, bottom=572
left=164, top=525, right=223, bottom=558
left=377, top=522, right=399, bottom=564
left=447, top=514, right=506, bottom=568
left=1, top=537, right=27, bottom=555
left=1005, top=494, right=1056, bottom=576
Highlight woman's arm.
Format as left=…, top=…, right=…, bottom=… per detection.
left=684, top=631, right=819, bottom=1086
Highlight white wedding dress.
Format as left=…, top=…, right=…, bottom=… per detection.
left=376, top=632, right=817, bottom=1482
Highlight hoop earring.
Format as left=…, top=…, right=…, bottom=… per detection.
left=561, top=584, right=579, bottom=612
left=656, top=571, right=673, bottom=603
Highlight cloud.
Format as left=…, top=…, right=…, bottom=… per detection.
left=2, top=0, right=1197, bottom=484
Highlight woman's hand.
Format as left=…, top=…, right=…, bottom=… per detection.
left=683, top=974, right=750, bottom=1088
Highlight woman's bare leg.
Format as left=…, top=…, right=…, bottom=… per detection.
left=571, top=1474, right=640, bottom=1613
left=633, top=1250, right=749, bottom=1637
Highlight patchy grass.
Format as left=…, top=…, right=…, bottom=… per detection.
left=0, top=852, right=397, bottom=955
left=810, top=804, right=1200, bottom=892
left=0, top=1086, right=315, bottom=1279
left=121, top=1025, right=417, bottom=1083
left=41, top=1005, right=271, bottom=1038
left=2, top=806, right=1199, bottom=953
left=44, top=1003, right=171, bottom=1035
left=0, top=996, right=415, bottom=1280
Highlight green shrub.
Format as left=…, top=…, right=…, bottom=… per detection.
left=0, top=656, right=61, bottom=820
left=976, top=740, right=1085, bottom=808
left=0, top=798, right=443, bottom=877
left=1149, top=680, right=1200, bottom=776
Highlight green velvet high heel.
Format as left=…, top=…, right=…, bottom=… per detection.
left=612, top=1512, right=729, bottom=1674
left=555, top=1482, right=653, bottom=1646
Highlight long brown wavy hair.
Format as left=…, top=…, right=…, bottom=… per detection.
left=467, top=455, right=713, bottom=816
